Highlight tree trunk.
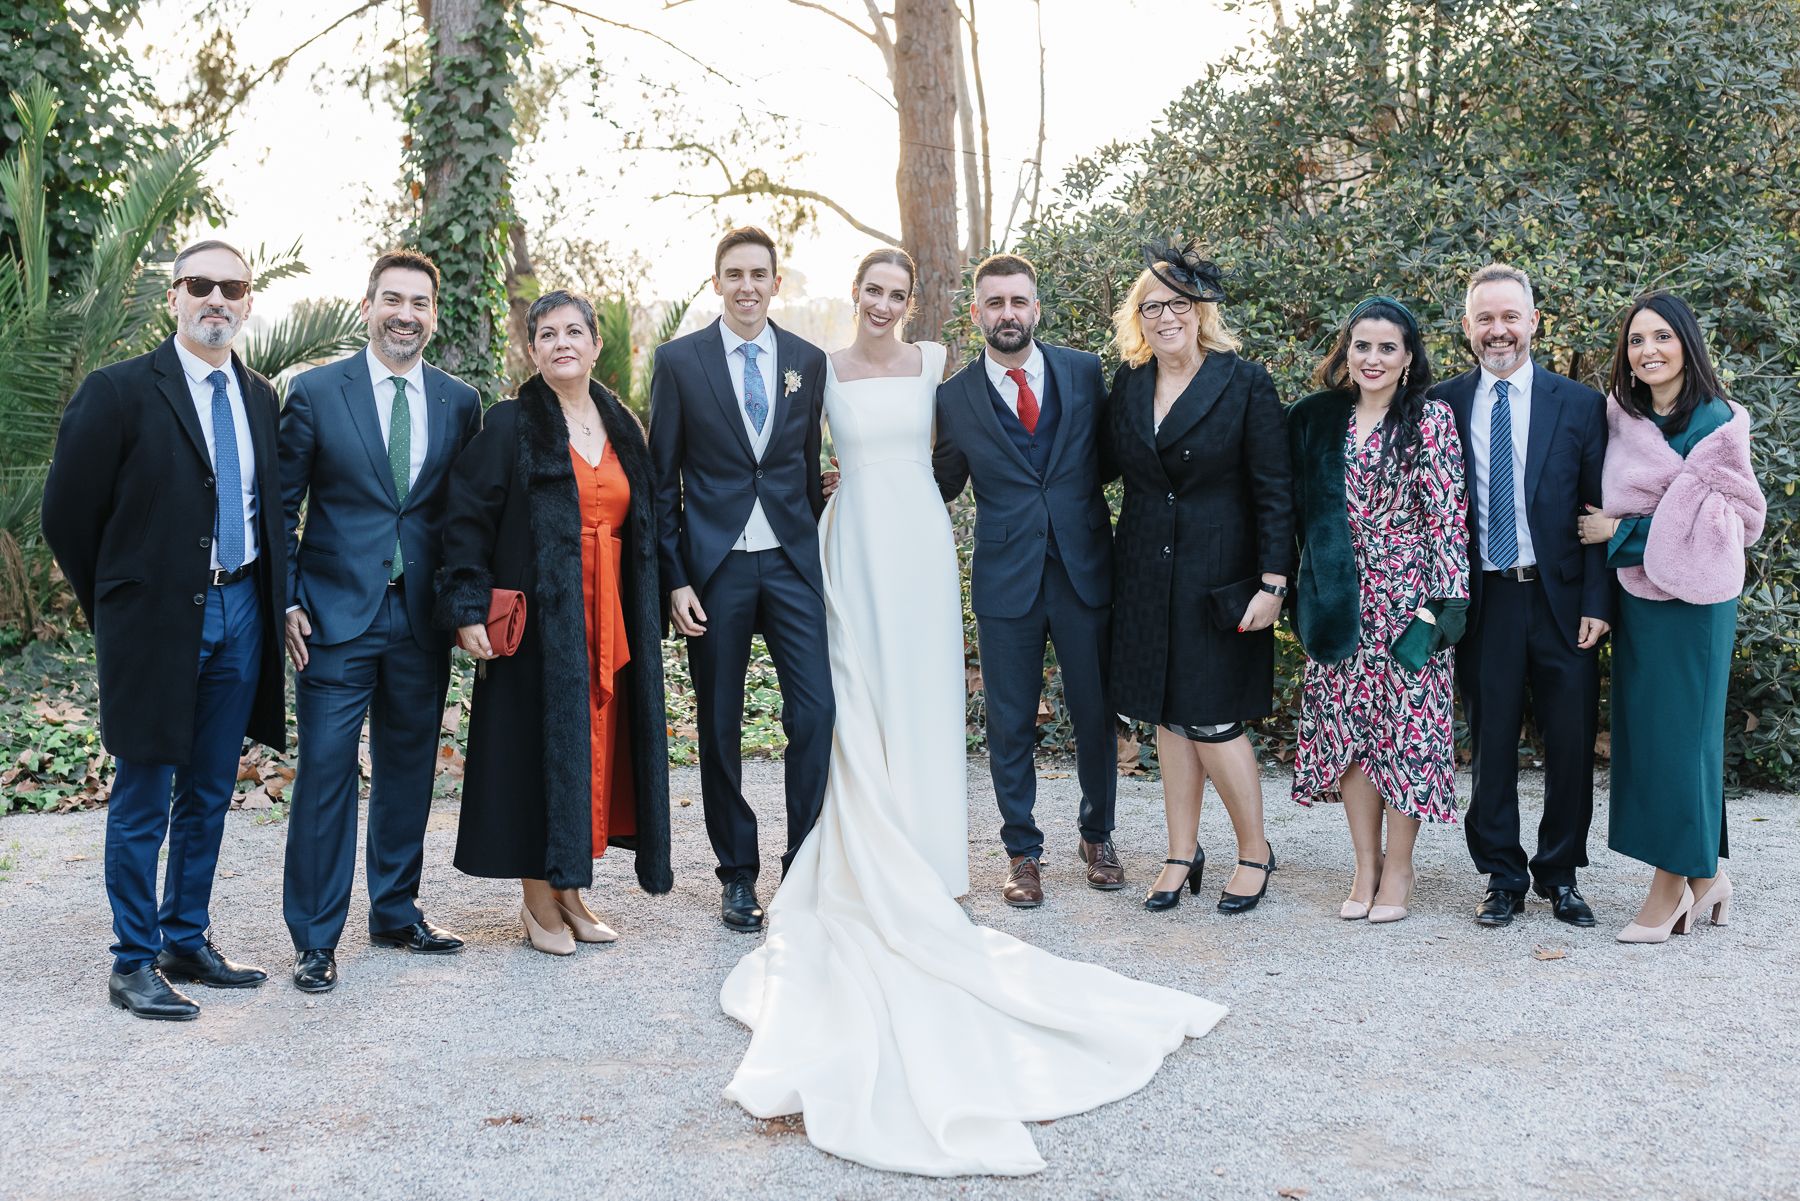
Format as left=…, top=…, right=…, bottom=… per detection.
left=503, top=217, right=537, bottom=387
left=953, top=27, right=985, bottom=262
left=894, top=0, right=959, bottom=342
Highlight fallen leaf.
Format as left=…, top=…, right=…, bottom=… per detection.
left=482, top=1114, right=526, bottom=1127
left=65, top=854, right=88, bottom=863
left=1532, top=946, right=1566, bottom=961
left=237, top=785, right=274, bottom=810
left=1041, top=771, right=1070, bottom=780
left=1279, top=1189, right=1311, bottom=1199
left=441, top=702, right=463, bottom=734
left=678, top=797, right=692, bottom=807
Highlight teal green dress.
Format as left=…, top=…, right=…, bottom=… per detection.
left=1606, top=398, right=1735, bottom=877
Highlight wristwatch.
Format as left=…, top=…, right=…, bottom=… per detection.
left=1259, top=582, right=1288, bottom=598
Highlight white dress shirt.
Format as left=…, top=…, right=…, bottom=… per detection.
left=983, top=343, right=1046, bottom=421
left=173, top=338, right=258, bottom=569
left=365, top=345, right=429, bottom=490
left=720, top=320, right=781, bottom=552
left=1470, top=356, right=1536, bottom=570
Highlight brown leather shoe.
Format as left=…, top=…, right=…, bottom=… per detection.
left=1078, top=838, right=1126, bottom=890
left=1002, top=855, right=1043, bottom=908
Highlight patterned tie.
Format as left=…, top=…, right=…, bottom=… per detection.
left=1006, top=367, right=1040, bottom=435
left=1488, top=378, right=1518, bottom=571
left=207, top=370, right=245, bottom=573
left=388, top=376, right=410, bottom=581
left=739, top=343, right=769, bottom=434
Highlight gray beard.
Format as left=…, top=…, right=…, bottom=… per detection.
left=1478, top=342, right=1526, bottom=374
left=375, top=326, right=427, bottom=363
left=184, top=313, right=239, bottom=348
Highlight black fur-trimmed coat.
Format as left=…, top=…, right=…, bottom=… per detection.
left=434, top=375, right=671, bottom=893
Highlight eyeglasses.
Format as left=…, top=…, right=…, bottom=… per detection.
left=173, top=276, right=252, bottom=301
left=1137, top=297, right=1194, bottom=320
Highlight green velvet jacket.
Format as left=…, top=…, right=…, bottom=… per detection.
left=1287, top=388, right=1465, bottom=668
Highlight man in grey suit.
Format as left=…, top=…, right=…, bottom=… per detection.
left=278, top=250, right=482, bottom=991
left=933, top=253, right=1121, bottom=908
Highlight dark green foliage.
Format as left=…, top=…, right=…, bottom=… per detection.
left=1012, top=0, right=1800, bottom=785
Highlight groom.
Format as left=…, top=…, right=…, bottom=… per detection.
left=648, top=226, right=834, bottom=933
left=934, top=252, right=1122, bottom=907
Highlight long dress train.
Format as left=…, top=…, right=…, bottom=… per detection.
left=720, top=342, right=1226, bottom=1177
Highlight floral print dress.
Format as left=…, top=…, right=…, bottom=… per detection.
left=1293, top=401, right=1469, bottom=822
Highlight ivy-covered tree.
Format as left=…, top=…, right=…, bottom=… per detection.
left=1013, top=0, right=1800, bottom=784
left=0, top=0, right=176, bottom=296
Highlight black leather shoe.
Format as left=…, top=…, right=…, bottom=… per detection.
left=1535, top=883, right=1597, bottom=927
left=1218, top=844, right=1276, bottom=914
left=370, top=919, right=465, bottom=955
left=1476, top=888, right=1527, bottom=926
left=108, top=965, right=200, bottom=1021
left=293, top=948, right=338, bottom=992
left=1144, top=850, right=1204, bottom=912
left=155, top=939, right=267, bottom=989
left=721, top=878, right=765, bottom=932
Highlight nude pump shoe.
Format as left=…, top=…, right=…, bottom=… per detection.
left=1685, top=872, right=1733, bottom=929
left=555, top=897, right=619, bottom=943
left=1616, top=885, right=1695, bottom=944
left=522, top=904, right=577, bottom=956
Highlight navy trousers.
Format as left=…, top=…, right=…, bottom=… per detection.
left=105, top=576, right=263, bottom=973
left=974, top=555, right=1116, bottom=860
left=283, top=585, right=449, bottom=950
left=1459, top=574, right=1599, bottom=894
left=687, top=548, right=835, bottom=883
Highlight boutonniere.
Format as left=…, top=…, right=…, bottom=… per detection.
left=784, top=369, right=802, bottom=396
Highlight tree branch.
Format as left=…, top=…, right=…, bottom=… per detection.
left=536, top=0, right=737, bottom=86
left=653, top=181, right=900, bottom=244
left=235, top=0, right=387, bottom=102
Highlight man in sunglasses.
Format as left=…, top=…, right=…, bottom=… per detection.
left=276, top=250, right=481, bottom=992
left=43, top=240, right=288, bottom=1020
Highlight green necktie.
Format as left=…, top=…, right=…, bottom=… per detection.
left=388, top=376, right=409, bottom=581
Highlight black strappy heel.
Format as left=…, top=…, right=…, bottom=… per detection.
left=1144, top=849, right=1205, bottom=912
left=1217, top=844, right=1276, bottom=914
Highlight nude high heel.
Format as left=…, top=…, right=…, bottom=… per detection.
left=555, top=897, right=619, bottom=943
left=1616, top=885, right=1695, bottom=944
left=1685, top=873, right=1733, bottom=929
left=1368, top=872, right=1412, bottom=924
left=1340, top=899, right=1371, bottom=921
left=522, top=904, right=576, bottom=956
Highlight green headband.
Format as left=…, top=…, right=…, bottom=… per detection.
left=1347, top=295, right=1419, bottom=333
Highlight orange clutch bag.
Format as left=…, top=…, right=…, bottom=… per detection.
left=485, top=589, right=527, bottom=657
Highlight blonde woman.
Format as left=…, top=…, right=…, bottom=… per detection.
left=1102, top=240, right=1294, bottom=913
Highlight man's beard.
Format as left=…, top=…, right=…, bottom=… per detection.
left=375, top=319, right=427, bottom=362
left=1477, top=337, right=1527, bottom=373
left=184, top=306, right=240, bottom=348
left=982, top=316, right=1035, bottom=354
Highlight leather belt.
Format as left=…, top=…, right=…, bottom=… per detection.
left=388, top=574, right=404, bottom=588
left=208, top=561, right=255, bottom=586
left=1485, top=565, right=1539, bottom=583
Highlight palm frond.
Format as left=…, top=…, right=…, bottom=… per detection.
left=594, top=296, right=634, bottom=402
left=239, top=298, right=367, bottom=387
left=0, top=79, right=58, bottom=315
left=635, top=293, right=695, bottom=401
left=245, top=238, right=312, bottom=289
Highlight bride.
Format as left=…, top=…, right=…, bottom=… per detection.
left=719, top=248, right=1226, bottom=1177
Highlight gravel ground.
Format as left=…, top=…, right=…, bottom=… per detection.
left=2, top=761, right=1796, bottom=1201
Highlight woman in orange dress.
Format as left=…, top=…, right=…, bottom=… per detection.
left=436, top=290, right=671, bottom=955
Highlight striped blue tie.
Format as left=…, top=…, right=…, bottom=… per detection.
left=1488, top=378, right=1518, bottom=571
left=208, top=369, right=245, bottom=572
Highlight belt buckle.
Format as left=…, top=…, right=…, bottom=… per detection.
left=209, top=567, right=228, bottom=586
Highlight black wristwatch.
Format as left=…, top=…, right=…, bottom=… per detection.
left=1259, top=582, right=1288, bottom=598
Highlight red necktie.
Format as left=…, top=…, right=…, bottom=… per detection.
left=1006, top=367, right=1040, bottom=435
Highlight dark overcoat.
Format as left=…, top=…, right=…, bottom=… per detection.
left=433, top=376, right=672, bottom=893
left=40, top=337, right=288, bottom=763
left=1104, top=353, right=1295, bottom=726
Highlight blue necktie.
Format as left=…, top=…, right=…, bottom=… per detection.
left=1488, top=378, right=1518, bottom=571
left=208, top=369, right=245, bottom=572
left=740, top=342, right=769, bottom=435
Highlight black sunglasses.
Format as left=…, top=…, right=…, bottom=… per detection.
left=173, top=276, right=252, bottom=301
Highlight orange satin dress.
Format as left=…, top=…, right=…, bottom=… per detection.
left=572, top=444, right=636, bottom=855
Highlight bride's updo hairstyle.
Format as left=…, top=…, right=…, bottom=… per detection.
left=852, top=246, right=919, bottom=323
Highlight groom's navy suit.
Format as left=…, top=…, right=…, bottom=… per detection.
left=649, top=317, right=834, bottom=883
left=278, top=347, right=480, bottom=950
left=934, top=341, right=1116, bottom=860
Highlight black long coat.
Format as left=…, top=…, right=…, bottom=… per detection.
left=434, top=376, right=672, bottom=893
left=41, top=338, right=288, bottom=763
left=1104, top=352, right=1295, bottom=726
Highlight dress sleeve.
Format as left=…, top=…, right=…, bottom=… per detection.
left=1607, top=515, right=1650, bottom=568
left=1419, top=402, right=1470, bottom=600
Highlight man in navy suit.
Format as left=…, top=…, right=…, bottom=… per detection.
left=44, top=240, right=288, bottom=1019
left=1431, top=263, right=1611, bottom=929
left=933, top=253, right=1121, bottom=908
left=279, top=250, right=482, bottom=990
left=648, top=226, right=834, bottom=933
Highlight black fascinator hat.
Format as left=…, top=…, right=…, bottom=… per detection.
left=1141, top=237, right=1226, bottom=304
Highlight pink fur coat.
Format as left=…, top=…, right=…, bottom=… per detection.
left=1601, top=394, right=1765, bottom=604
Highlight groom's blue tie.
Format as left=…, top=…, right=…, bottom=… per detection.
left=1488, top=378, right=1518, bottom=571
left=739, top=342, right=769, bottom=435
left=207, top=369, right=245, bottom=572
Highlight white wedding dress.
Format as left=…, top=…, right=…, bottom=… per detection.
left=719, top=341, right=1226, bottom=1177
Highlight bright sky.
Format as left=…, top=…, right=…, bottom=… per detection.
left=130, top=0, right=1257, bottom=322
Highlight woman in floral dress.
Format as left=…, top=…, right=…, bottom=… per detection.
left=1287, top=297, right=1469, bottom=924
